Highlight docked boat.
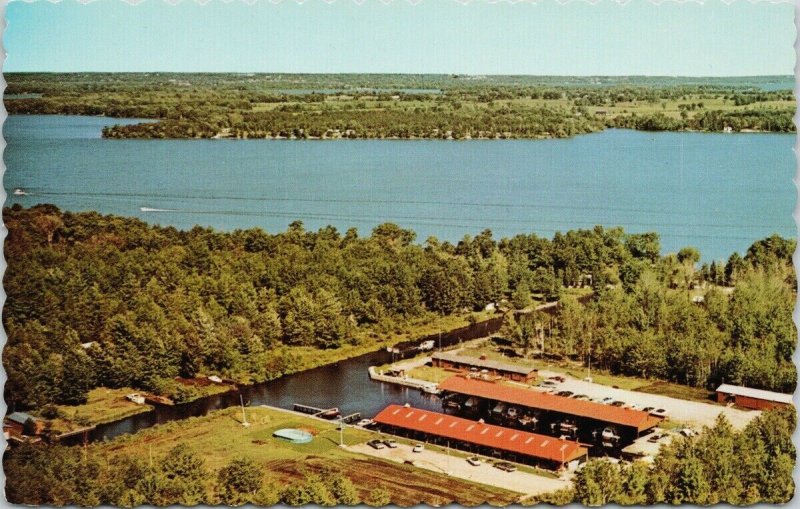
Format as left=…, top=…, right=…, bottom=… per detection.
left=318, top=407, right=341, bottom=419
left=421, top=384, right=440, bottom=395
left=601, top=426, right=621, bottom=441
left=13, top=188, right=26, bottom=196
left=418, top=340, right=435, bottom=351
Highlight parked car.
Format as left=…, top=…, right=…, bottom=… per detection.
left=540, top=380, right=557, bottom=388
left=556, top=391, right=574, bottom=397
left=642, top=407, right=655, bottom=413
left=368, top=439, right=385, bottom=450
left=611, top=401, right=626, bottom=407
left=506, top=407, right=519, bottom=419
left=383, top=439, right=398, bottom=448
left=356, top=419, right=374, bottom=427
left=600, top=397, right=614, bottom=404
left=647, top=434, right=662, bottom=443
left=494, top=461, right=517, bottom=472
left=653, top=408, right=669, bottom=418
left=467, top=456, right=482, bottom=466
left=412, top=444, right=424, bottom=453
left=571, top=394, right=589, bottom=400
left=679, top=428, right=697, bottom=437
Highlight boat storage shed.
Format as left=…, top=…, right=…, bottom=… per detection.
left=373, top=404, right=588, bottom=470
left=438, top=375, right=662, bottom=444
left=715, top=384, right=793, bottom=410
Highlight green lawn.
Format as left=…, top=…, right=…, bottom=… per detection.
left=634, top=381, right=717, bottom=404
left=44, top=388, right=154, bottom=433
left=98, top=406, right=519, bottom=506
left=406, top=366, right=456, bottom=383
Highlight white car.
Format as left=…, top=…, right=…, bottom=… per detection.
left=356, top=419, right=374, bottom=427
left=679, top=428, right=697, bottom=437
left=412, top=444, right=424, bottom=453
left=467, top=456, right=482, bottom=466
left=653, top=408, right=669, bottom=418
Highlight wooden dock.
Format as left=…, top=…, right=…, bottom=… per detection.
left=292, top=404, right=361, bottom=424
left=368, top=366, right=440, bottom=394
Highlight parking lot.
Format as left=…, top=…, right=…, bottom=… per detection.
left=532, top=371, right=759, bottom=430
left=347, top=442, right=572, bottom=497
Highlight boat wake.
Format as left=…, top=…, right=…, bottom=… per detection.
left=140, top=207, right=178, bottom=212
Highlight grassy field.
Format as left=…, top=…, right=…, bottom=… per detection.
left=98, top=406, right=519, bottom=506
left=406, top=366, right=458, bottom=384
left=634, top=381, right=716, bottom=404
left=45, top=388, right=154, bottom=433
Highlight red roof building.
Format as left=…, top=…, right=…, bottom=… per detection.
left=373, top=404, right=588, bottom=469
left=438, top=376, right=661, bottom=433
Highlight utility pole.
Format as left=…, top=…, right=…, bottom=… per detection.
left=587, top=341, right=592, bottom=381
left=446, top=440, right=450, bottom=474
left=240, top=394, right=250, bottom=428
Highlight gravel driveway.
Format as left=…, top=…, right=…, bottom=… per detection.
left=347, top=442, right=572, bottom=497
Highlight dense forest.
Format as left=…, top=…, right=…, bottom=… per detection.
left=533, top=407, right=795, bottom=506
left=6, top=73, right=794, bottom=140
left=4, top=205, right=795, bottom=411
left=5, top=441, right=388, bottom=506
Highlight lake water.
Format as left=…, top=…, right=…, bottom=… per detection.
left=4, top=115, right=795, bottom=262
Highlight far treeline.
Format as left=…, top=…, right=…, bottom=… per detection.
left=4, top=205, right=795, bottom=411
left=5, top=73, right=795, bottom=140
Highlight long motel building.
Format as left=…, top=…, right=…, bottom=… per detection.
left=373, top=404, right=589, bottom=471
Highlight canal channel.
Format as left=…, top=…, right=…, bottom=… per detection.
left=76, top=317, right=504, bottom=444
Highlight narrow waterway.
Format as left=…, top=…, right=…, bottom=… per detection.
left=76, top=317, right=504, bottom=444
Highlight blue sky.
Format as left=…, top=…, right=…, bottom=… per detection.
left=4, top=0, right=795, bottom=75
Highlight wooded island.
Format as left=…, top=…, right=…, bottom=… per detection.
left=6, top=74, right=795, bottom=140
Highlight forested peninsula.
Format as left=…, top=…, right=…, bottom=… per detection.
left=4, top=204, right=795, bottom=413
left=6, top=73, right=795, bottom=140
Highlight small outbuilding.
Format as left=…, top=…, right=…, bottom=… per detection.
left=715, top=384, right=793, bottom=410
left=431, top=352, right=537, bottom=383
left=5, top=412, right=45, bottom=436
